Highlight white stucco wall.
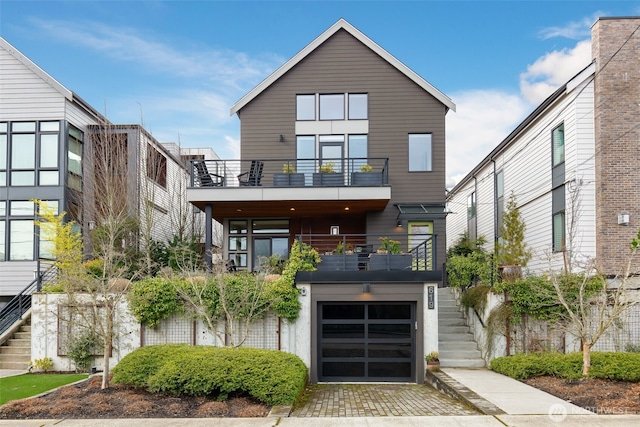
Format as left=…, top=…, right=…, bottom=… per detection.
left=424, top=284, right=439, bottom=356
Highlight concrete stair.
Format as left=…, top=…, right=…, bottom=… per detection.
left=438, top=287, right=485, bottom=368
left=0, top=317, right=31, bottom=370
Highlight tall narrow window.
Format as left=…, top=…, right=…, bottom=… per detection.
left=0, top=123, right=6, bottom=186
left=552, top=186, right=565, bottom=252
left=552, top=124, right=565, bottom=167
left=496, top=171, right=504, bottom=240
left=348, top=135, right=368, bottom=172
left=348, top=94, right=368, bottom=120
left=67, top=126, right=83, bottom=191
left=146, top=145, right=167, bottom=188
left=408, top=134, right=432, bottom=171
left=296, top=95, right=315, bottom=120
left=467, top=191, right=477, bottom=240
left=11, top=122, right=36, bottom=186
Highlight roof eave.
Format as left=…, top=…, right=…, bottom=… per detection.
left=230, top=18, right=455, bottom=116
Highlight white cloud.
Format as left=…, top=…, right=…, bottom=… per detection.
left=446, top=90, right=531, bottom=188
left=519, top=39, right=592, bottom=104
left=29, top=18, right=283, bottom=91
left=538, top=14, right=603, bottom=40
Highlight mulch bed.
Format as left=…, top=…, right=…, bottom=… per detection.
left=0, top=375, right=270, bottom=419
left=523, top=376, right=640, bottom=415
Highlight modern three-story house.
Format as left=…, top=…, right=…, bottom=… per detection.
left=187, top=19, right=456, bottom=383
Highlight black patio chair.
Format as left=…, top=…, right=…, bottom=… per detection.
left=193, top=160, right=224, bottom=187
left=238, top=160, right=264, bottom=186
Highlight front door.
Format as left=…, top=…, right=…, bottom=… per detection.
left=318, top=302, right=415, bottom=382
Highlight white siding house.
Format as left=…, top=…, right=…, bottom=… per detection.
left=447, top=63, right=597, bottom=275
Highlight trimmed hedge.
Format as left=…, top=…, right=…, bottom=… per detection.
left=112, top=345, right=307, bottom=406
left=490, top=352, right=640, bottom=381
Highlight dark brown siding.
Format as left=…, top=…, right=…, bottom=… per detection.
left=239, top=29, right=448, bottom=267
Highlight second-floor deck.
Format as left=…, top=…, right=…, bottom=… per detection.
left=187, top=158, right=391, bottom=221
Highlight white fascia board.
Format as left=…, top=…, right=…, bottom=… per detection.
left=567, top=62, right=595, bottom=93
left=230, top=18, right=455, bottom=116
left=0, top=37, right=73, bottom=101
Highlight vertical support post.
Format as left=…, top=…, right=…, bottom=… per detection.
left=205, top=204, right=213, bottom=271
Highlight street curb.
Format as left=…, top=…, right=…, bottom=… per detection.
left=424, top=369, right=505, bottom=416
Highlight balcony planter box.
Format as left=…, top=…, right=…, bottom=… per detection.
left=351, top=172, right=383, bottom=186
left=273, top=173, right=305, bottom=186
left=317, top=254, right=359, bottom=271
left=368, top=254, right=412, bottom=271
left=313, top=173, right=344, bottom=186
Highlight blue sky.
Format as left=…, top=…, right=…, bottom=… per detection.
left=1, top=0, right=639, bottom=187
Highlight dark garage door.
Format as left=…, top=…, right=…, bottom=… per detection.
left=318, top=302, right=415, bottom=382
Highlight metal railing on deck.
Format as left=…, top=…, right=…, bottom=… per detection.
left=295, top=233, right=436, bottom=272
left=189, top=158, right=389, bottom=188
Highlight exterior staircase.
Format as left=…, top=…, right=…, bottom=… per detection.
left=0, top=315, right=31, bottom=370
left=438, top=287, right=485, bottom=368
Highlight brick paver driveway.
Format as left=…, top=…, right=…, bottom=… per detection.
left=291, top=383, right=480, bottom=417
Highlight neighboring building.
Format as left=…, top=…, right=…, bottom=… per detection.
left=446, top=17, right=639, bottom=278
left=187, top=19, right=455, bottom=382
left=0, top=37, right=213, bottom=303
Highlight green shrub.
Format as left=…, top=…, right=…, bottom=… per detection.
left=113, top=345, right=307, bottom=406
left=460, top=285, right=490, bottom=313
left=490, top=352, right=640, bottom=381
left=112, top=344, right=190, bottom=387
left=128, top=277, right=184, bottom=327
left=67, top=331, right=100, bottom=373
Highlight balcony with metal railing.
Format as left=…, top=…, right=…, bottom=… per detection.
left=189, top=158, right=389, bottom=188
left=297, top=233, right=436, bottom=271
left=186, top=158, right=392, bottom=221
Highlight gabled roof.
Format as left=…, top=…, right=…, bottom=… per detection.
left=230, top=18, right=455, bottom=116
left=0, top=37, right=102, bottom=120
left=0, top=37, right=72, bottom=100
left=446, top=61, right=596, bottom=195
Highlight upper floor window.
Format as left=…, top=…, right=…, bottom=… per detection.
left=408, top=133, right=432, bottom=171
left=467, top=192, right=476, bottom=220
left=146, top=145, right=167, bottom=188
left=552, top=123, right=564, bottom=167
left=319, top=94, right=344, bottom=120
left=298, top=93, right=369, bottom=121
left=296, top=95, right=316, bottom=120
left=496, top=171, right=504, bottom=240
left=67, top=125, right=83, bottom=191
left=348, top=94, right=368, bottom=120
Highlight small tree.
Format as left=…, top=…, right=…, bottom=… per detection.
left=496, top=192, right=531, bottom=272
left=547, top=228, right=640, bottom=376
left=446, top=234, right=493, bottom=288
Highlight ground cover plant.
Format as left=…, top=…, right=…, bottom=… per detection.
left=0, top=373, right=88, bottom=405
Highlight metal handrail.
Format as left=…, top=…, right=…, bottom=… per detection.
left=190, top=157, right=390, bottom=188
left=0, top=264, right=58, bottom=336
left=295, top=233, right=436, bottom=271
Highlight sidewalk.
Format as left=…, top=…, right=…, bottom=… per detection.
left=1, top=368, right=639, bottom=426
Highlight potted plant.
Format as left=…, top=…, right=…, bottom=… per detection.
left=425, top=351, right=440, bottom=372
left=369, top=237, right=411, bottom=270
left=273, top=162, right=305, bottom=186
left=313, top=160, right=343, bottom=186
left=377, top=236, right=402, bottom=254
left=351, top=163, right=383, bottom=186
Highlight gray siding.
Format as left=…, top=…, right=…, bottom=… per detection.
left=238, top=30, right=448, bottom=266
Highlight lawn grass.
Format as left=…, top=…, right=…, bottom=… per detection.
left=0, top=373, right=88, bottom=405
